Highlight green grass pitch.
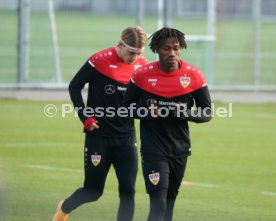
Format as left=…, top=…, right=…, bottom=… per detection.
left=0, top=99, right=276, bottom=221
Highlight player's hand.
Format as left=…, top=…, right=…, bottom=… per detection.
left=87, top=121, right=99, bottom=131
left=149, top=100, right=160, bottom=118
left=84, top=118, right=99, bottom=131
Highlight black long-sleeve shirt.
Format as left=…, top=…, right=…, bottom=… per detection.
left=123, top=60, right=212, bottom=156
left=69, top=47, right=147, bottom=137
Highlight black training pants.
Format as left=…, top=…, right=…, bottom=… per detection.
left=62, top=133, right=138, bottom=221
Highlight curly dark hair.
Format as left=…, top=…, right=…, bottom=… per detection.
left=148, top=27, right=187, bottom=53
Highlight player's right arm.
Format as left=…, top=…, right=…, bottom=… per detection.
left=68, top=60, right=99, bottom=131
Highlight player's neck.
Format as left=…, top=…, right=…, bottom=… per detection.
left=115, top=46, right=121, bottom=59
left=158, top=61, right=180, bottom=73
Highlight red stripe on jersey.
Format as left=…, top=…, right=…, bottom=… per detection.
left=131, top=60, right=207, bottom=98
left=89, top=47, right=147, bottom=84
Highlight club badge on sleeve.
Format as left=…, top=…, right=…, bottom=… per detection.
left=149, top=172, right=160, bottom=185
left=91, top=154, right=101, bottom=167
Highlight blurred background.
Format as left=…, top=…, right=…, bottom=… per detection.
left=0, top=0, right=276, bottom=90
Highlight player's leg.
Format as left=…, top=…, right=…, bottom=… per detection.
left=141, top=153, right=170, bottom=221
left=164, top=155, right=188, bottom=221
left=113, top=135, right=138, bottom=221
left=147, top=189, right=168, bottom=221
left=164, top=196, right=176, bottom=221
left=147, top=191, right=168, bottom=221
left=60, top=134, right=112, bottom=213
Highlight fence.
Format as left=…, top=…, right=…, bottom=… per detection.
left=0, top=0, right=276, bottom=90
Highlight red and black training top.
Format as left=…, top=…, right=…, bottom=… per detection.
left=123, top=60, right=212, bottom=156
left=69, top=47, right=147, bottom=137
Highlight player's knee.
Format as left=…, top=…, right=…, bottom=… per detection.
left=167, top=190, right=179, bottom=199
left=154, top=196, right=166, bottom=210
left=84, top=187, right=104, bottom=201
left=119, top=185, right=135, bottom=196
left=149, top=198, right=166, bottom=220
left=119, top=190, right=135, bottom=201
left=94, top=190, right=103, bottom=200
left=149, top=190, right=167, bottom=212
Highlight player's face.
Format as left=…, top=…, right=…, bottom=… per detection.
left=157, top=37, right=181, bottom=72
left=120, top=46, right=143, bottom=64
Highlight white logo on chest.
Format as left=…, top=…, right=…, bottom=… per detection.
left=134, top=64, right=142, bottom=70
left=148, top=78, right=157, bottom=86
left=109, top=64, right=118, bottom=69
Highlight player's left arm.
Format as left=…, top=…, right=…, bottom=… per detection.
left=189, top=85, right=212, bottom=123
left=174, top=86, right=212, bottom=123
left=184, top=68, right=213, bottom=123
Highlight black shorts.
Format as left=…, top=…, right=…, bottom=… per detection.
left=83, top=133, right=138, bottom=193
left=141, top=152, right=188, bottom=198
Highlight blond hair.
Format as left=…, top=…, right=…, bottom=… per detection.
left=120, top=27, right=147, bottom=50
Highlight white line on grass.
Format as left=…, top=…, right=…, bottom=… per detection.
left=25, top=164, right=276, bottom=198
left=26, top=164, right=219, bottom=189
left=4, top=142, right=74, bottom=148
left=25, top=164, right=82, bottom=173
left=261, top=192, right=276, bottom=197
left=182, top=181, right=219, bottom=188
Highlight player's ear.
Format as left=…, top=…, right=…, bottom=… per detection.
left=118, top=41, right=125, bottom=49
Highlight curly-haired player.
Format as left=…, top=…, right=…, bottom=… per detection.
left=123, top=27, right=212, bottom=221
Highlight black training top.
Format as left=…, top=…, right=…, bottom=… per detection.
left=123, top=60, right=212, bottom=156
left=69, top=47, right=147, bottom=137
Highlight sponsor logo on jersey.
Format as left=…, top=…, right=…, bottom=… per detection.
left=117, top=86, right=126, bottom=91
left=134, top=64, right=142, bottom=71
left=146, top=98, right=157, bottom=106
left=91, top=154, right=101, bottom=167
left=148, top=78, right=157, bottom=86
left=159, top=101, right=177, bottom=106
left=180, top=76, right=191, bottom=88
left=148, top=78, right=157, bottom=82
left=104, top=84, right=116, bottom=94
left=149, top=172, right=160, bottom=185
left=109, top=64, right=118, bottom=69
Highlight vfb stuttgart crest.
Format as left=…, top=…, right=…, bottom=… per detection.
left=180, top=76, right=190, bottom=88
left=91, top=154, right=101, bottom=167
left=149, top=172, right=160, bottom=185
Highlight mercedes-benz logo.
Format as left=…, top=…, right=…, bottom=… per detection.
left=104, top=84, right=116, bottom=94
left=147, top=98, right=157, bottom=106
